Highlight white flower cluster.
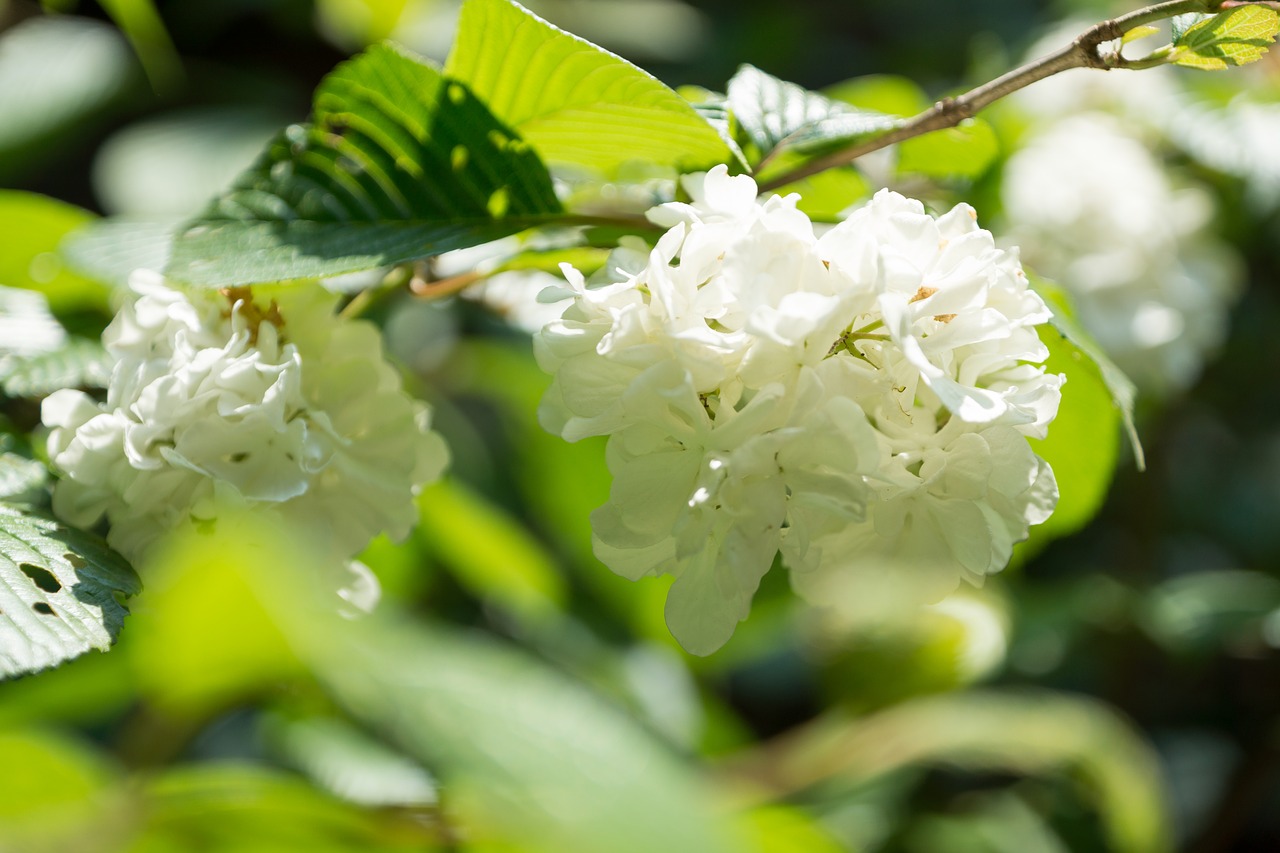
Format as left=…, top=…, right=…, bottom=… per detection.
left=536, top=167, right=1062, bottom=654
left=1002, top=113, right=1239, bottom=396
left=43, top=272, right=448, bottom=565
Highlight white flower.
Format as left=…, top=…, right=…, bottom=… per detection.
left=537, top=166, right=1062, bottom=653
left=43, top=271, right=447, bottom=564
left=1001, top=113, right=1240, bottom=395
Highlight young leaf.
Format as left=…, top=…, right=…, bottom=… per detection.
left=1170, top=5, right=1280, bottom=69
left=727, top=65, right=895, bottom=166
left=167, top=43, right=563, bottom=287
left=446, top=0, right=734, bottom=174
left=0, top=503, right=141, bottom=679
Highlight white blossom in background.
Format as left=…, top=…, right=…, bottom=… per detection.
left=1170, top=95, right=1280, bottom=212
left=43, top=271, right=448, bottom=565
left=536, top=166, right=1062, bottom=654
left=1002, top=113, right=1240, bottom=396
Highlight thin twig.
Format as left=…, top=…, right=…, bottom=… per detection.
left=757, top=0, right=1228, bottom=193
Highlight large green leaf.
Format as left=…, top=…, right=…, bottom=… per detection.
left=140, top=513, right=736, bottom=852
left=167, top=43, right=563, bottom=287
left=0, top=503, right=140, bottom=679
left=445, top=0, right=733, bottom=175
left=726, top=64, right=894, bottom=167
left=1171, top=5, right=1279, bottom=70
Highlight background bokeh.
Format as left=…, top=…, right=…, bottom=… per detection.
left=2, top=0, right=1280, bottom=850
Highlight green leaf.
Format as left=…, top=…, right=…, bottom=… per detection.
left=0, top=192, right=112, bottom=313
left=0, top=454, right=49, bottom=502
left=733, top=691, right=1171, bottom=853
left=1018, top=321, right=1122, bottom=560
left=140, top=764, right=441, bottom=851
left=445, top=0, right=734, bottom=174
left=1171, top=5, right=1280, bottom=69
left=264, top=713, right=439, bottom=808
left=0, top=503, right=140, bottom=679
left=1123, top=24, right=1162, bottom=44
left=316, top=619, right=738, bottom=853
left=140, top=513, right=738, bottom=852
left=415, top=479, right=567, bottom=624
left=1033, top=280, right=1144, bottom=470
left=0, top=17, right=135, bottom=182
left=897, top=119, right=999, bottom=179
left=1171, top=13, right=1213, bottom=44
left=97, top=0, right=183, bottom=93
left=0, top=728, right=127, bottom=852
left=167, top=43, right=563, bottom=287
left=0, top=338, right=112, bottom=398
left=61, top=218, right=178, bottom=289
left=727, top=65, right=895, bottom=166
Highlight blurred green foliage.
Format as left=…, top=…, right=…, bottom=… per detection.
left=3, top=0, right=1280, bottom=850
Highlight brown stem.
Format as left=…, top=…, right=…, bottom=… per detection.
left=757, top=0, right=1219, bottom=193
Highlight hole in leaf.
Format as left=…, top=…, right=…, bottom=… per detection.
left=447, top=83, right=466, bottom=105
left=20, top=563, right=62, bottom=593
left=229, top=452, right=250, bottom=463
left=451, top=145, right=469, bottom=171
left=64, top=552, right=86, bottom=569
left=33, top=602, right=55, bottom=616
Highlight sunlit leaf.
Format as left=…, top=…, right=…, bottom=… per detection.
left=0, top=453, right=48, bottom=502
left=168, top=43, right=563, bottom=287
left=726, top=64, right=894, bottom=166
left=0, top=503, right=140, bottom=679
left=446, top=0, right=734, bottom=174
left=1171, top=5, right=1280, bottom=69
left=897, top=119, right=999, bottom=179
